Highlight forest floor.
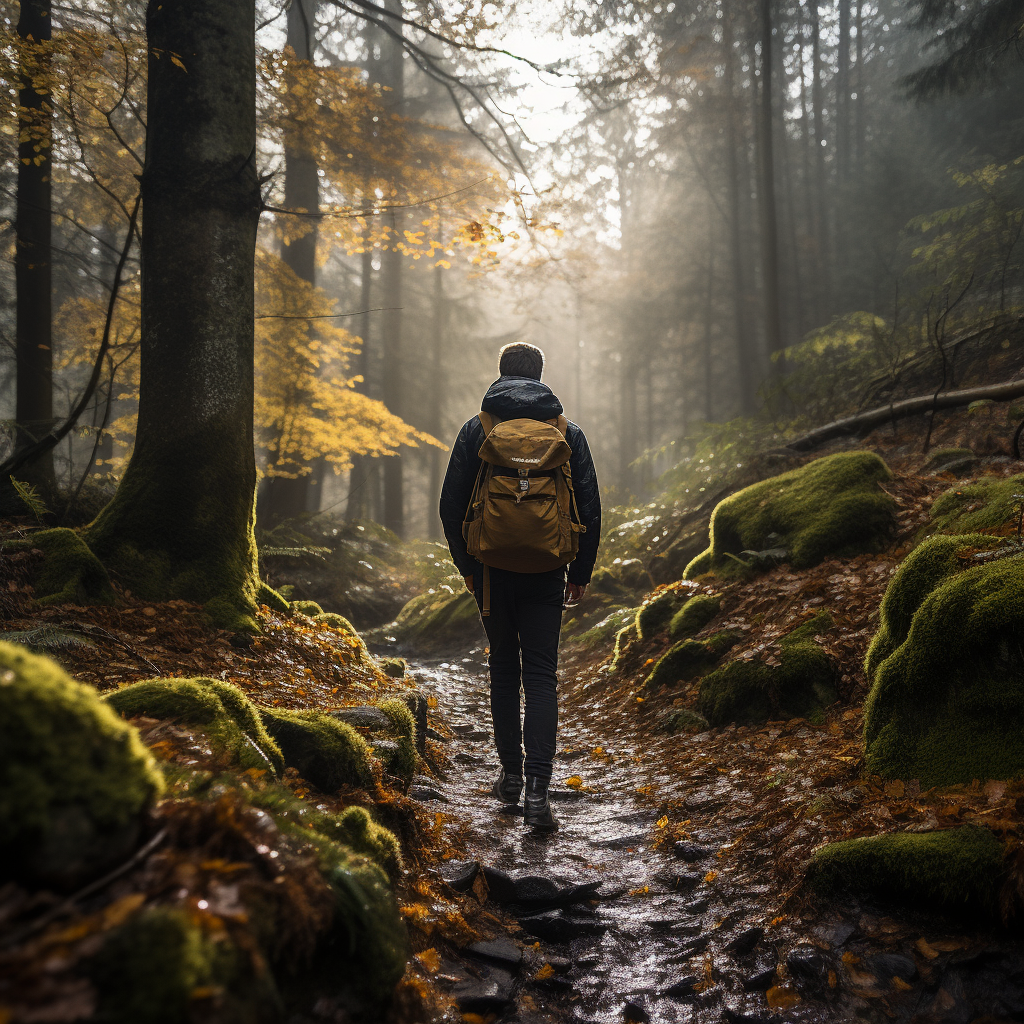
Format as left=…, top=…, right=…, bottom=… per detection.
left=5, top=405, right=1024, bottom=1023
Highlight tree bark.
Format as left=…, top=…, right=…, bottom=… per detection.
left=346, top=247, right=375, bottom=521
left=757, top=0, right=785, bottom=375
left=810, top=1, right=832, bottom=316
left=86, top=0, right=265, bottom=630
left=259, top=0, right=320, bottom=524
left=15, top=0, right=54, bottom=492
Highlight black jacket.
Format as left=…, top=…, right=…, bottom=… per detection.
left=439, top=377, right=602, bottom=585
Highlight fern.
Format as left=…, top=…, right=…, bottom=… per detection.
left=0, top=625, right=98, bottom=654
left=10, top=476, right=49, bottom=523
left=259, top=545, right=330, bottom=560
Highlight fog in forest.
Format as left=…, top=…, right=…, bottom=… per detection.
left=1, top=0, right=1022, bottom=539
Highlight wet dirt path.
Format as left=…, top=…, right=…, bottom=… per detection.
left=410, top=652, right=801, bottom=1024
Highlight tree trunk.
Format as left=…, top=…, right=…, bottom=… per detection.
left=836, top=0, right=851, bottom=183
left=347, top=247, right=375, bottom=521
left=15, top=0, right=54, bottom=493
left=723, top=4, right=758, bottom=414
left=427, top=240, right=447, bottom=541
left=259, top=0, right=319, bottom=524
left=854, top=0, right=865, bottom=172
left=757, top=0, right=785, bottom=375
left=86, top=0, right=265, bottom=631
left=811, top=1, right=831, bottom=317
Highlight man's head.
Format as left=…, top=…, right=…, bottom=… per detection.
left=498, top=342, right=545, bottom=381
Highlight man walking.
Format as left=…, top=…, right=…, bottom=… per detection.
left=439, top=343, right=601, bottom=833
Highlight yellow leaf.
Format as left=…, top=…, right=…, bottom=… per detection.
left=704, top=870, right=718, bottom=883
left=102, top=892, right=146, bottom=928
left=766, top=984, right=801, bottom=1009
left=915, top=937, right=939, bottom=960
left=565, top=775, right=584, bottom=789
left=656, top=816, right=669, bottom=829
left=535, top=963, right=555, bottom=980
left=892, top=976, right=913, bottom=991
left=170, top=54, right=187, bottom=71
left=415, top=948, right=440, bottom=972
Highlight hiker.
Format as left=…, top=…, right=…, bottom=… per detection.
left=439, top=342, right=601, bottom=833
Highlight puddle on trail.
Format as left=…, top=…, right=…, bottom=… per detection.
left=411, top=655, right=801, bottom=1024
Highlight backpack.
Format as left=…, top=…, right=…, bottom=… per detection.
left=463, top=410, right=586, bottom=615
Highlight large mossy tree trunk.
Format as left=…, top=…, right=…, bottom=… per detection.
left=86, top=0, right=264, bottom=631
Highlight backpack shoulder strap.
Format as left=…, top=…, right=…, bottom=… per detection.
left=478, top=410, right=496, bottom=436
left=548, top=415, right=569, bottom=438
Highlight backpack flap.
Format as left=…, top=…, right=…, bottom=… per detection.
left=477, top=417, right=571, bottom=472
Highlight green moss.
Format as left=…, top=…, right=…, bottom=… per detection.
left=663, top=708, right=710, bottom=734
left=669, top=595, right=721, bottom=639
left=696, top=612, right=837, bottom=726
left=378, top=656, right=407, bottom=678
left=10, top=528, right=116, bottom=607
left=377, top=587, right=481, bottom=651
left=684, top=452, right=897, bottom=579
left=106, top=678, right=284, bottom=775
left=610, top=620, right=638, bottom=672
left=589, top=566, right=628, bottom=598
left=865, top=533, right=1001, bottom=678
left=636, top=589, right=689, bottom=640
left=290, top=599, right=324, bottom=617
left=0, top=642, right=163, bottom=886
left=316, top=611, right=357, bottom=633
left=643, top=631, right=738, bottom=691
left=374, top=698, right=417, bottom=790
left=259, top=707, right=374, bottom=793
left=930, top=473, right=1024, bottom=534
left=573, top=607, right=637, bottom=650
left=84, top=415, right=264, bottom=633
left=311, top=805, right=402, bottom=874
left=257, top=581, right=289, bottom=612
left=90, top=906, right=271, bottom=1024
left=807, top=825, right=1003, bottom=915
left=864, top=552, right=1024, bottom=785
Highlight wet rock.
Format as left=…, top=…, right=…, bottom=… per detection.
left=331, top=705, right=391, bottom=731
left=683, top=896, right=710, bottom=914
left=454, top=967, right=515, bottom=1014
left=722, top=1007, right=771, bottom=1024
left=670, top=934, right=711, bottom=959
left=467, top=937, right=523, bottom=969
left=673, top=841, right=713, bottom=862
left=622, top=1000, right=650, bottom=1023
left=867, top=952, right=917, bottom=984
left=662, top=975, right=700, bottom=999
left=742, top=952, right=779, bottom=991
left=454, top=750, right=484, bottom=765
left=786, top=944, right=830, bottom=985
left=481, top=866, right=519, bottom=904
left=726, top=926, right=763, bottom=957
left=659, top=872, right=702, bottom=893
left=408, top=784, right=448, bottom=803
left=811, top=919, right=856, bottom=946
left=548, top=789, right=588, bottom=802
left=426, top=727, right=448, bottom=743
left=518, top=909, right=607, bottom=943
left=441, top=860, right=480, bottom=893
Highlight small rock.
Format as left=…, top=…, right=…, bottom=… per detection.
left=660, top=872, right=702, bottom=893
left=454, top=750, right=483, bottom=765
left=454, top=969, right=515, bottom=1014
left=673, top=934, right=710, bottom=958
left=868, top=952, right=917, bottom=984
left=673, top=842, right=713, bottom=862
left=786, top=944, right=829, bottom=983
left=742, top=951, right=779, bottom=991
left=467, top=937, right=522, bottom=969
left=408, top=785, right=448, bottom=803
left=662, top=975, right=700, bottom=999
left=481, top=866, right=519, bottom=904
left=331, top=706, right=391, bottom=731
left=726, top=926, right=763, bottom=957
left=623, top=1000, right=650, bottom=1023
left=683, top=896, right=710, bottom=914
left=518, top=910, right=606, bottom=943
left=441, top=860, right=479, bottom=893
left=426, top=727, right=448, bottom=743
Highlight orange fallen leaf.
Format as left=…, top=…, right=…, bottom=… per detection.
left=415, top=948, right=441, bottom=972
left=766, top=984, right=801, bottom=1009
left=535, top=963, right=555, bottom=980
left=704, top=870, right=718, bottom=883
left=565, top=775, right=585, bottom=789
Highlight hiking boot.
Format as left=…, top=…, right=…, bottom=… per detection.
left=492, top=768, right=524, bottom=805
left=523, top=775, right=559, bottom=833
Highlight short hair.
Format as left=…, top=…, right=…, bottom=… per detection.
left=498, top=342, right=545, bottom=380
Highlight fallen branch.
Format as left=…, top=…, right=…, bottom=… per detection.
left=786, top=375, right=1024, bottom=452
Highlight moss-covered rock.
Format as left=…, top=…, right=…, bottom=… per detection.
left=374, top=698, right=417, bottom=791
left=643, top=631, right=738, bottom=691
left=864, top=551, right=1024, bottom=786
left=684, top=452, right=896, bottom=579
left=610, top=620, right=639, bottom=672
left=12, top=528, right=116, bottom=607
left=923, top=447, right=977, bottom=477
left=696, top=612, right=837, bottom=726
left=807, top=825, right=1003, bottom=915
left=316, top=805, right=402, bottom=873
left=378, top=656, right=407, bottom=678
left=636, top=588, right=690, bottom=640
left=0, top=642, right=163, bottom=888
left=316, top=611, right=357, bottom=633
left=929, top=473, right=1024, bottom=534
left=372, top=587, right=482, bottom=653
left=106, top=677, right=284, bottom=775
left=662, top=708, right=710, bottom=734
left=572, top=607, right=637, bottom=650
left=669, top=594, right=721, bottom=639
left=260, top=707, right=374, bottom=792
left=90, top=906, right=273, bottom=1024
left=290, top=599, right=324, bottom=617
left=864, top=533, right=1001, bottom=678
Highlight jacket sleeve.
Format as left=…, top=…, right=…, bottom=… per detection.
left=439, top=418, right=482, bottom=577
left=566, top=424, right=601, bottom=585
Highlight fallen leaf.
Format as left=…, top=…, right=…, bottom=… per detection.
left=535, top=963, right=555, bottom=980
left=415, top=948, right=441, bottom=973
left=915, top=937, right=939, bottom=960
left=766, top=984, right=801, bottom=1009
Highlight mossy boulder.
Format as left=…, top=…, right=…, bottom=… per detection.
left=316, top=611, right=357, bottom=633
left=683, top=452, right=897, bottom=578
left=807, top=825, right=1003, bottom=916
left=662, top=708, right=710, bottom=734
left=314, top=612, right=376, bottom=669
left=572, top=607, right=637, bottom=650
left=373, top=698, right=418, bottom=790
left=669, top=594, right=721, bottom=639
left=290, top=599, right=325, bottom=617
left=696, top=612, right=837, bottom=726
left=929, top=473, right=1024, bottom=533
left=319, top=805, right=402, bottom=874
left=636, top=588, right=690, bottom=640
left=372, top=586, right=482, bottom=653
left=864, top=549, right=1024, bottom=786
left=378, top=656, right=407, bottom=678
left=257, top=580, right=290, bottom=612
left=106, top=677, right=284, bottom=775
left=260, top=707, right=374, bottom=793
left=923, top=447, right=977, bottom=477
left=12, top=528, right=116, bottom=607
left=864, top=533, right=1001, bottom=678
left=643, top=631, right=739, bottom=691
left=90, top=906, right=274, bottom=1024
left=0, top=642, right=164, bottom=888
left=610, top=620, right=639, bottom=672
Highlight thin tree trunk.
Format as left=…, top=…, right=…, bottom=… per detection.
left=347, top=247, right=375, bottom=521
left=703, top=214, right=715, bottom=421
left=723, top=3, right=758, bottom=414
left=260, top=0, right=320, bottom=524
left=15, top=0, right=54, bottom=493
left=854, top=0, right=865, bottom=171
left=811, top=1, right=832, bottom=317
left=87, top=0, right=264, bottom=631
left=837, top=0, right=851, bottom=183
left=758, top=0, right=785, bottom=375
left=427, top=232, right=447, bottom=541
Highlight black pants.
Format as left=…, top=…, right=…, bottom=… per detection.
left=472, top=564, right=564, bottom=781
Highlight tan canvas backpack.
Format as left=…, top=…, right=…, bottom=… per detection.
left=463, top=410, right=586, bottom=615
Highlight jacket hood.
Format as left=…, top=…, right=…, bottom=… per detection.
left=480, top=376, right=563, bottom=422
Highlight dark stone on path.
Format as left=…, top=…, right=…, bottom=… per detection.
left=786, top=945, right=830, bottom=984
left=548, top=789, right=588, bottom=802
left=426, top=727, right=448, bottom=743
left=454, top=968, right=515, bottom=1014
left=518, top=910, right=607, bottom=944
left=408, top=785, right=448, bottom=803
left=514, top=875, right=561, bottom=903
left=454, top=750, right=483, bottom=765
left=868, top=952, right=917, bottom=984
left=742, top=952, right=779, bottom=991
left=673, top=841, right=713, bottom=862
left=331, top=706, right=391, bottom=731
left=400, top=691, right=428, bottom=755
left=441, top=860, right=479, bottom=893
left=481, top=866, right=519, bottom=904
left=659, top=872, right=702, bottom=894
left=726, top=926, right=763, bottom=956
left=684, top=896, right=710, bottom=914
left=662, top=975, right=700, bottom=999
left=722, top=1007, right=771, bottom=1024
left=671, top=934, right=710, bottom=958
left=467, top=937, right=522, bottom=969
left=623, top=1001, right=650, bottom=1023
